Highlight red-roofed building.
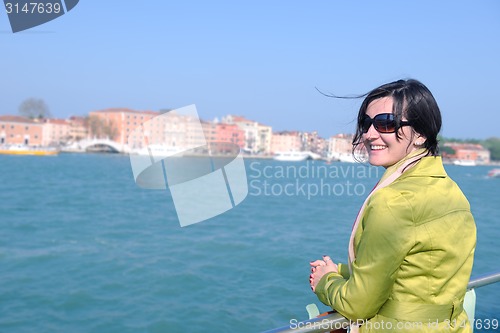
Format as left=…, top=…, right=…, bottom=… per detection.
left=221, top=115, right=272, bottom=154
left=443, top=143, right=490, bottom=164
left=68, top=116, right=88, bottom=141
left=89, top=108, right=210, bottom=153
left=271, top=131, right=301, bottom=153
left=201, top=121, right=244, bottom=154
left=328, top=134, right=353, bottom=155
left=42, top=118, right=71, bottom=146
left=0, top=115, right=43, bottom=146
left=88, top=108, right=160, bottom=147
left=215, top=123, right=244, bottom=147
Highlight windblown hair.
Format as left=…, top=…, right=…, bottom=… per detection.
left=352, top=79, right=442, bottom=157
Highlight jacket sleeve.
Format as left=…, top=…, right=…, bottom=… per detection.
left=314, top=188, right=415, bottom=320
left=337, top=263, right=350, bottom=279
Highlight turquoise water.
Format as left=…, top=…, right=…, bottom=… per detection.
left=0, top=154, right=498, bottom=333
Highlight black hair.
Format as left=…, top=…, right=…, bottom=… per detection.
left=351, top=79, right=442, bottom=156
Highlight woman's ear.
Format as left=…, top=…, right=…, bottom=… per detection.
left=413, top=134, right=427, bottom=147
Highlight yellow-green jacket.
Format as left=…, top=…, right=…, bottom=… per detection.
left=315, top=156, right=476, bottom=332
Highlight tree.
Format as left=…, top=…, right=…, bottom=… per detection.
left=438, top=135, right=500, bottom=161
left=18, top=98, right=52, bottom=119
left=482, top=137, right=500, bottom=161
left=86, top=115, right=118, bottom=140
left=440, top=145, right=456, bottom=156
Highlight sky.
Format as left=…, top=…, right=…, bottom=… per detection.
left=1, top=0, right=499, bottom=140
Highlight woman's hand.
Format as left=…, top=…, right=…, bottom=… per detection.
left=309, top=255, right=338, bottom=292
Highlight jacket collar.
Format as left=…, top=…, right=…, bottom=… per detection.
left=399, top=155, right=447, bottom=179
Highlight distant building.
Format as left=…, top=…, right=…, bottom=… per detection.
left=301, top=131, right=327, bottom=155
left=443, top=143, right=490, bottom=164
left=257, top=123, right=272, bottom=155
left=201, top=121, right=245, bottom=154
left=328, top=134, right=356, bottom=160
left=42, top=118, right=71, bottom=146
left=0, top=115, right=43, bottom=146
left=314, top=136, right=328, bottom=157
left=161, top=110, right=205, bottom=149
left=271, top=131, right=302, bottom=153
left=88, top=108, right=160, bottom=148
left=68, top=116, right=88, bottom=142
left=202, top=121, right=216, bottom=144
left=214, top=123, right=245, bottom=148
left=88, top=108, right=231, bottom=153
left=222, top=115, right=272, bottom=154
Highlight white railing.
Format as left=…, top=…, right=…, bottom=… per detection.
left=262, top=271, right=500, bottom=333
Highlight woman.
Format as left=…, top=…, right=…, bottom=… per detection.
left=309, top=79, right=476, bottom=332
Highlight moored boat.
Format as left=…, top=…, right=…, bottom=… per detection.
left=453, top=159, right=476, bottom=166
left=273, top=151, right=311, bottom=162
left=0, top=144, right=59, bottom=156
left=487, top=168, right=500, bottom=178
left=329, top=152, right=367, bottom=163
left=131, top=144, right=185, bottom=157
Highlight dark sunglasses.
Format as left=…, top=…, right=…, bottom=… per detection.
left=361, top=113, right=411, bottom=134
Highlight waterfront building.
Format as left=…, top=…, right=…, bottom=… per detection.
left=161, top=111, right=206, bottom=150
left=88, top=108, right=159, bottom=149
left=42, top=118, right=71, bottom=146
left=257, top=123, right=272, bottom=155
left=222, top=115, right=259, bottom=153
left=222, top=115, right=272, bottom=154
left=214, top=123, right=245, bottom=148
left=327, top=134, right=358, bottom=160
left=201, top=121, right=245, bottom=154
left=443, top=142, right=490, bottom=164
left=313, top=136, right=328, bottom=157
left=301, top=131, right=327, bottom=156
left=271, top=131, right=302, bottom=153
left=202, top=121, right=217, bottom=144
left=89, top=108, right=212, bottom=153
left=0, top=115, right=43, bottom=146
left=182, top=112, right=206, bottom=149
left=68, top=116, right=88, bottom=142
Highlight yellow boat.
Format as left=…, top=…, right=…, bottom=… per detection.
left=0, top=144, right=59, bottom=156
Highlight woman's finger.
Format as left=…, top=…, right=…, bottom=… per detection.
left=310, top=259, right=326, bottom=267
left=323, top=255, right=333, bottom=263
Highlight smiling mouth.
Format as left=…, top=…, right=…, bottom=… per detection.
left=370, top=145, right=388, bottom=151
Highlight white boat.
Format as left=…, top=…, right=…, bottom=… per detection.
left=453, top=160, right=476, bottom=166
left=273, top=151, right=310, bottom=162
left=307, top=152, right=322, bottom=160
left=337, top=153, right=357, bottom=163
left=488, top=168, right=500, bottom=178
left=330, top=152, right=366, bottom=163
left=132, top=144, right=184, bottom=158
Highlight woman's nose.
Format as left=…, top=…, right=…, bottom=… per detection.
left=363, top=123, right=378, bottom=140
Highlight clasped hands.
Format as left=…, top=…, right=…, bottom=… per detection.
left=309, top=255, right=338, bottom=292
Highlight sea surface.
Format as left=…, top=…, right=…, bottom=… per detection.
left=1, top=153, right=499, bottom=333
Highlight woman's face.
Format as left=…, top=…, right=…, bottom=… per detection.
left=363, top=97, right=421, bottom=168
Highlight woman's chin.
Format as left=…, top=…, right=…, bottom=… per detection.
left=368, top=155, right=391, bottom=168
